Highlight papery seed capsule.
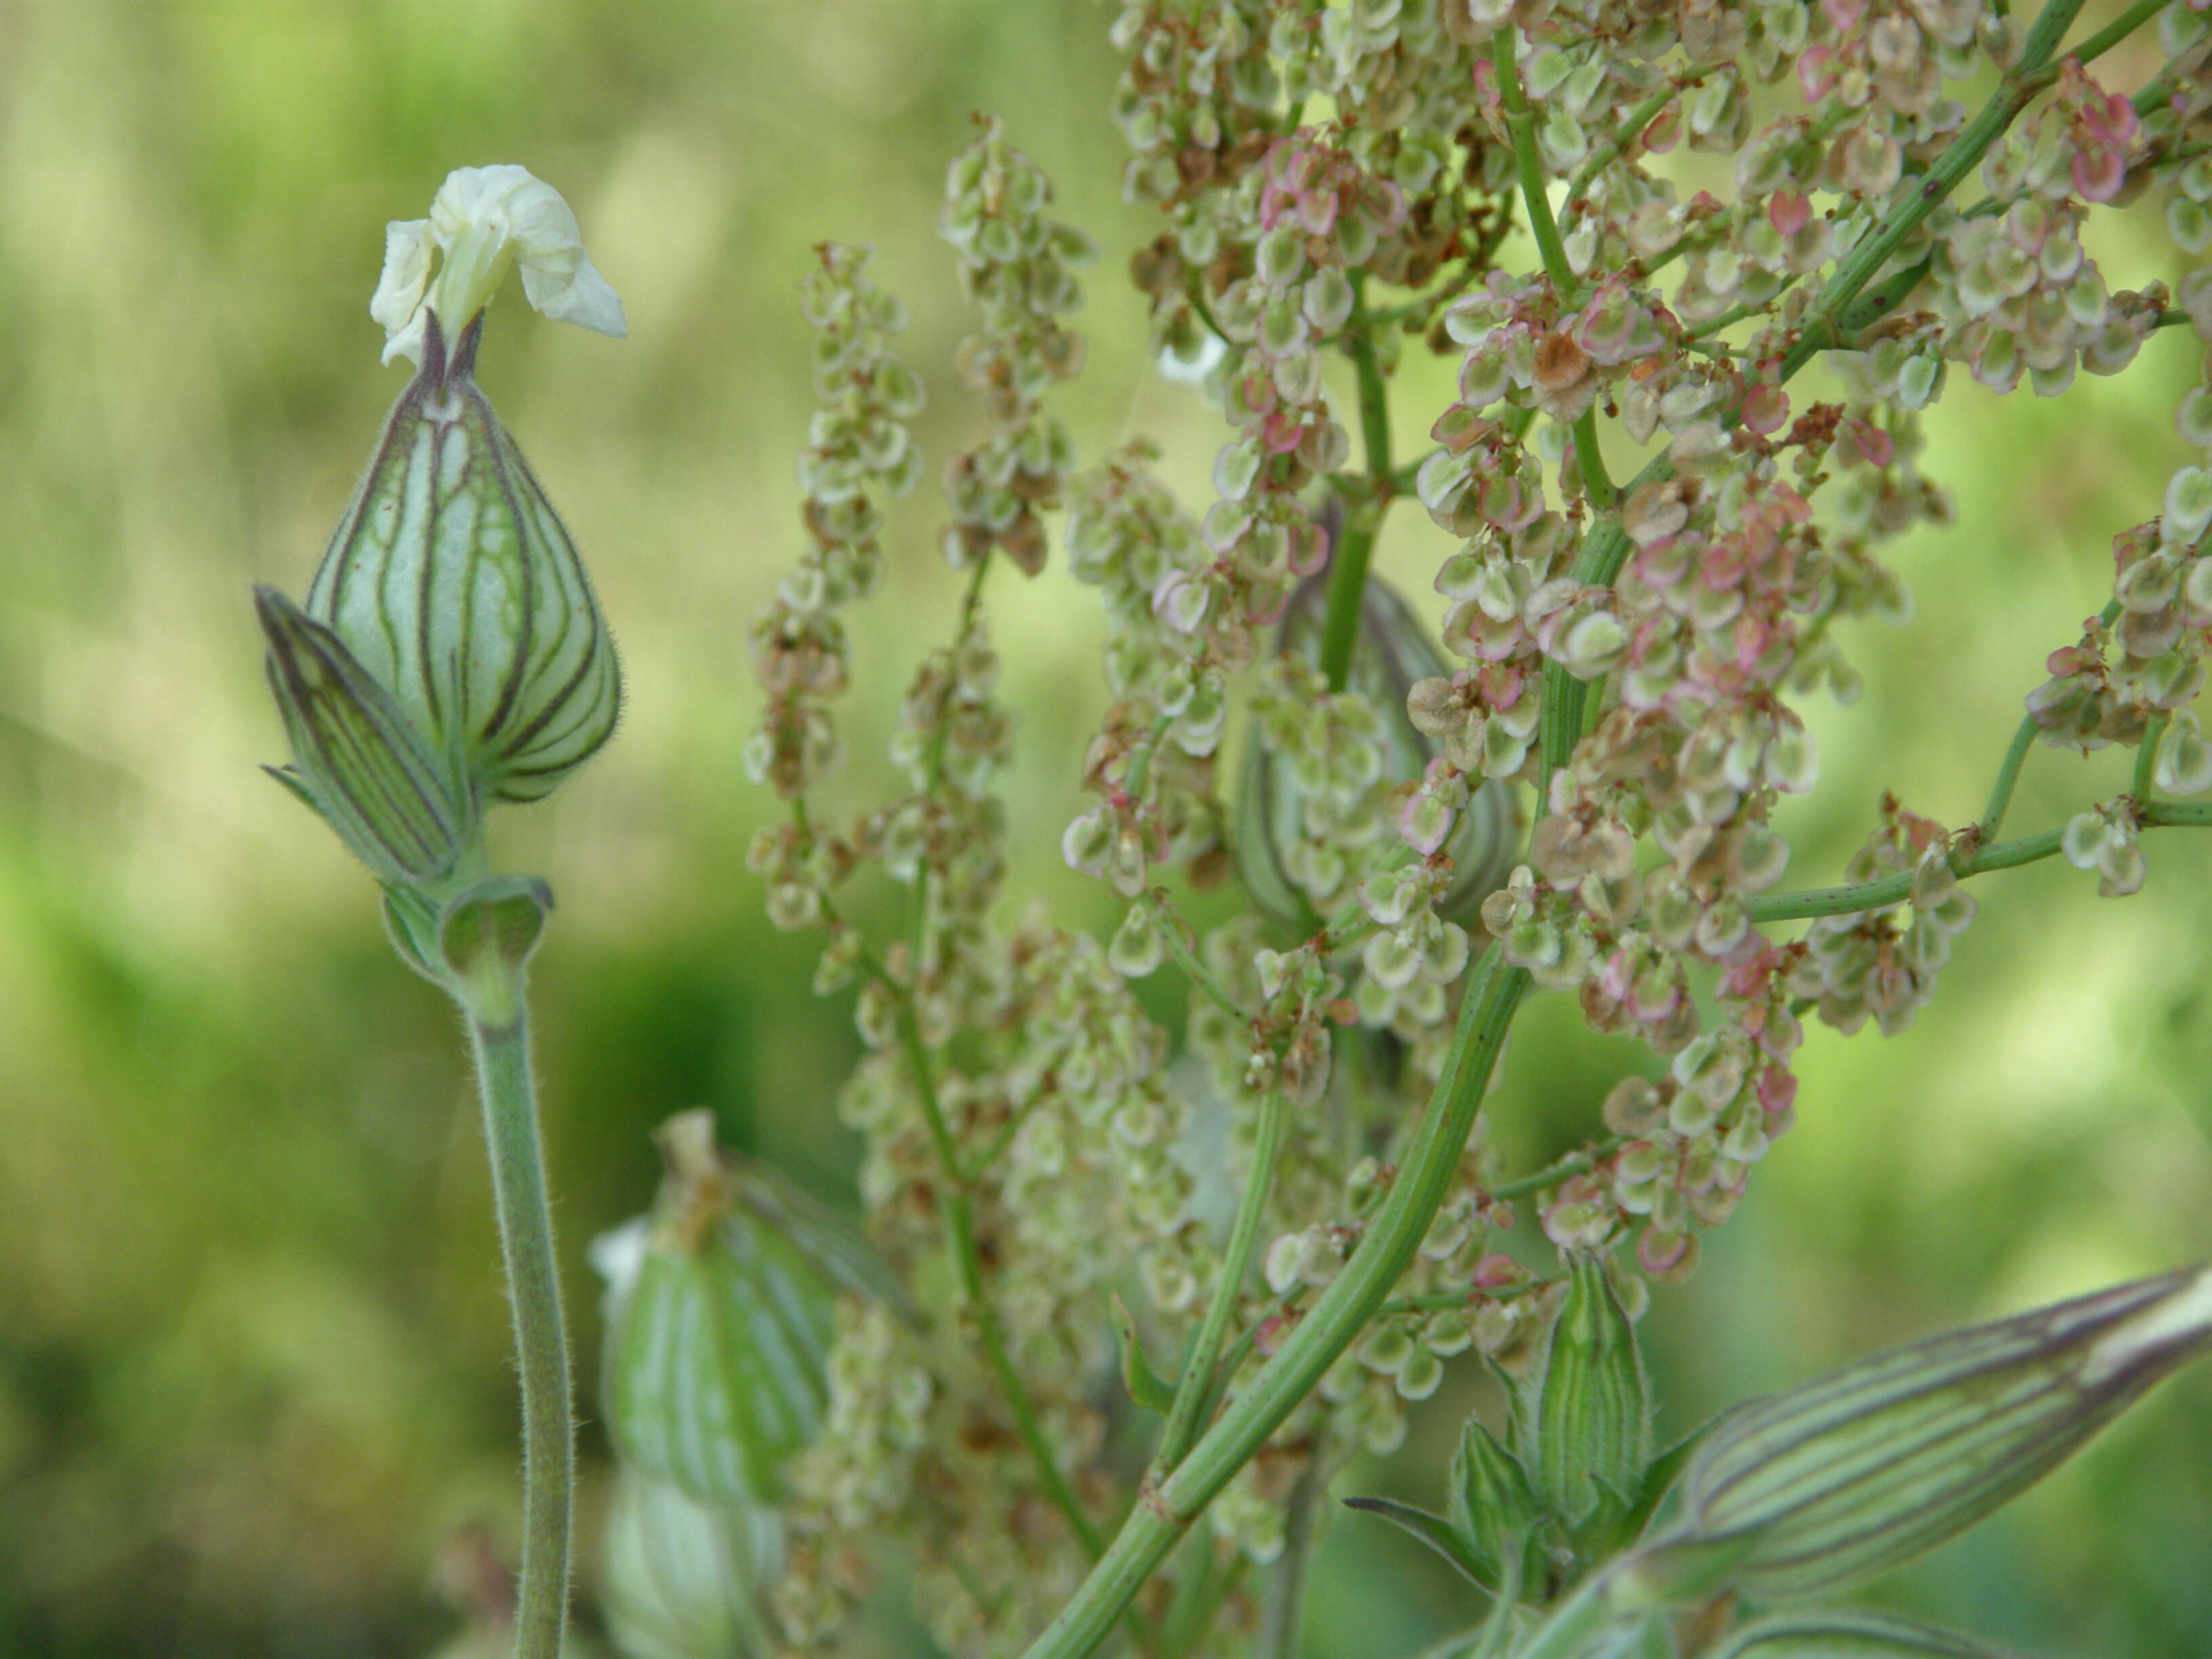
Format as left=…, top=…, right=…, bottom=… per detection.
left=599, top=1111, right=896, bottom=1504
left=1632, top=1265, right=2212, bottom=1604
left=308, top=309, right=620, bottom=806
left=1237, top=523, right=1517, bottom=923
left=255, top=584, right=468, bottom=885
left=600, top=1466, right=784, bottom=1659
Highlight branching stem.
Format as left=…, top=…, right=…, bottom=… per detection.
left=1155, top=1090, right=1288, bottom=1472
left=1018, top=954, right=1529, bottom=1659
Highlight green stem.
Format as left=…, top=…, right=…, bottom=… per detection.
left=1487, top=1135, right=1626, bottom=1202
left=1018, top=953, right=1530, bottom=1659
left=1492, top=32, right=1580, bottom=303
left=1158, top=1548, right=1248, bottom=1659
left=1256, top=1460, right=1324, bottom=1659
left=462, top=1003, right=572, bottom=1659
left=1124, top=712, right=1180, bottom=804
left=1156, top=1090, right=1288, bottom=1472
left=2135, top=714, right=2169, bottom=802
left=1571, top=409, right=1618, bottom=508
left=1980, top=716, right=2040, bottom=840
left=1156, top=900, right=1254, bottom=1025
left=912, top=555, right=995, bottom=972
left=1749, top=829, right=2064, bottom=921
left=2068, top=0, right=2168, bottom=68
left=1319, top=275, right=1393, bottom=693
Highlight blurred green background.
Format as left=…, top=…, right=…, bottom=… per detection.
left=1, top=2, right=2209, bottom=1654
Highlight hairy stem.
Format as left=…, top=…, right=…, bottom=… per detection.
left=1155, top=1090, right=1287, bottom=1471
left=1319, top=274, right=1394, bottom=693
left=462, top=1002, right=571, bottom=1659
left=1019, top=953, right=1530, bottom=1659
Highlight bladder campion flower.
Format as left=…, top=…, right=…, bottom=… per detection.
left=371, top=163, right=626, bottom=366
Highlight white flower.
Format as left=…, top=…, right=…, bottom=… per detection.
left=371, top=163, right=627, bottom=365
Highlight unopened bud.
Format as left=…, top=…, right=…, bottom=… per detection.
left=598, top=1111, right=901, bottom=1504
left=306, top=310, right=621, bottom=808
left=600, top=1467, right=784, bottom=1659
left=1237, top=520, right=1517, bottom=922
left=1525, top=1252, right=1652, bottom=1532
left=1632, top=1264, right=2212, bottom=1603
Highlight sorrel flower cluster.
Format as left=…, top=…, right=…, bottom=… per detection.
left=619, top=3, right=2212, bottom=1657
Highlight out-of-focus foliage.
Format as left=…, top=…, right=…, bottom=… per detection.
left=0, top=2, right=2207, bottom=1656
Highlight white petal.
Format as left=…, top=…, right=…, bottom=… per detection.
left=520, top=249, right=628, bottom=338
left=370, top=218, right=435, bottom=363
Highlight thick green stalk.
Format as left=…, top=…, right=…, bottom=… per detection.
left=462, top=1000, right=572, bottom=1659
left=1018, top=954, right=1530, bottom=1659
left=1155, top=1090, right=1287, bottom=1472
left=1319, top=276, right=1393, bottom=693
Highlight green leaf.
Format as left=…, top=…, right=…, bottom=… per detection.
left=1109, top=1294, right=1179, bottom=1414
left=1340, top=1496, right=1490, bottom=1586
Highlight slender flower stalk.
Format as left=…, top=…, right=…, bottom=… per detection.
left=457, top=920, right=571, bottom=1658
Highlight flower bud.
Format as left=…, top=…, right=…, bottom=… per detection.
left=1449, top=1415, right=1549, bottom=1592
left=1706, top=1610, right=2037, bottom=1658
left=254, top=585, right=468, bottom=886
left=306, top=309, right=621, bottom=807
left=598, top=1111, right=898, bottom=1504
left=1524, top=1252, right=1652, bottom=1532
left=1633, top=1264, right=2212, bottom=1603
left=1236, top=532, right=1517, bottom=922
left=600, top=1467, right=785, bottom=1659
